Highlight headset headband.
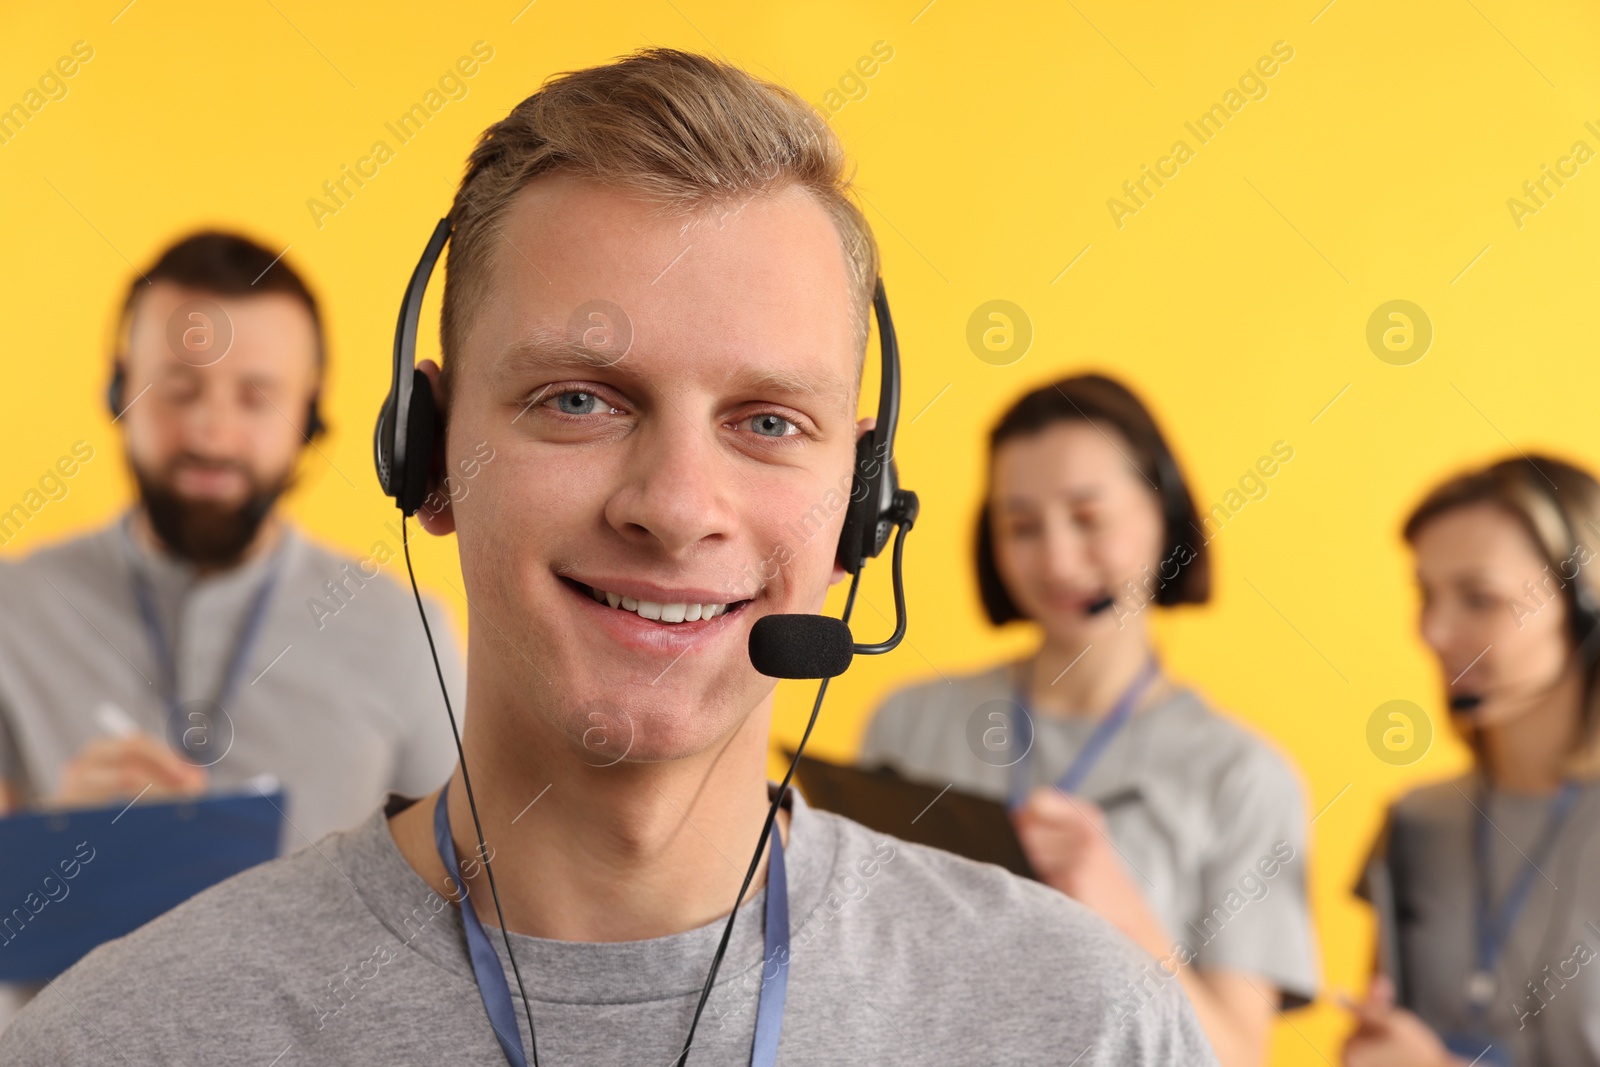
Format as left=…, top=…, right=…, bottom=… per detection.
left=375, top=217, right=452, bottom=500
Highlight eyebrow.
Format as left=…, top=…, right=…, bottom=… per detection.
left=492, top=332, right=854, bottom=406
left=742, top=367, right=851, bottom=403
left=1413, top=569, right=1495, bottom=586
left=152, top=363, right=284, bottom=387
left=493, top=333, right=632, bottom=378
left=999, top=487, right=1104, bottom=508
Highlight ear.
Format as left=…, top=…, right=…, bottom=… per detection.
left=413, top=359, right=455, bottom=537
left=829, top=416, right=878, bottom=587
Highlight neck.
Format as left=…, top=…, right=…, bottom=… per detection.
left=391, top=682, right=788, bottom=943
left=1027, top=620, right=1157, bottom=719
left=131, top=506, right=283, bottom=578
left=1478, top=667, right=1585, bottom=794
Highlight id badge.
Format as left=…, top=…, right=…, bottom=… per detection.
left=1442, top=1031, right=1510, bottom=1067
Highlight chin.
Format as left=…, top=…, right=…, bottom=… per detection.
left=1036, top=611, right=1106, bottom=642
left=549, top=683, right=764, bottom=766
left=1471, top=703, right=1531, bottom=730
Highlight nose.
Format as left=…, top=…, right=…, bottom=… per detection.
left=603, top=411, right=738, bottom=557
left=1039, top=510, right=1091, bottom=585
left=1417, top=601, right=1465, bottom=670
left=175, top=386, right=241, bottom=455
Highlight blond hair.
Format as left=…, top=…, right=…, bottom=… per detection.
left=438, top=48, right=879, bottom=407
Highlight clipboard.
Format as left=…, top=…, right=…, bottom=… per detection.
left=790, top=753, right=1040, bottom=878
left=1365, top=856, right=1404, bottom=1001
left=0, top=785, right=285, bottom=982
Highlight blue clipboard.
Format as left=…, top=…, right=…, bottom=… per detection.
left=0, top=784, right=285, bottom=982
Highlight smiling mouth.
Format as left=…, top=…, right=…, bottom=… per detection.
left=561, top=578, right=753, bottom=625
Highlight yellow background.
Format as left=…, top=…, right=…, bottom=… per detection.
left=4, top=1, right=1599, bottom=1061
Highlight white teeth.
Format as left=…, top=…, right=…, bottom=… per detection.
left=585, top=584, right=729, bottom=624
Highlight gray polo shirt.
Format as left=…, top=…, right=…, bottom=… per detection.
left=859, top=662, right=1320, bottom=1008
left=0, top=516, right=463, bottom=846
left=1361, top=773, right=1600, bottom=1065
left=0, top=786, right=1218, bottom=1065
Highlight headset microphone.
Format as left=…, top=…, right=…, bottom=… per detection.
left=749, top=616, right=854, bottom=679
left=1447, top=602, right=1600, bottom=717
left=1449, top=666, right=1583, bottom=721
left=1085, top=594, right=1115, bottom=616
left=747, top=481, right=918, bottom=680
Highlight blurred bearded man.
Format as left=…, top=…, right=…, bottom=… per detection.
left=0, top=231, right=462, bottom=841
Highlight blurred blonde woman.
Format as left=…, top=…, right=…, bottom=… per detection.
left=860, top=374, right=1318, bottom=1067
left=1345, top=456, right=1600, bottom=1067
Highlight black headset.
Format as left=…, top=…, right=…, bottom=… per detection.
left=1573, top=582, right=1600, bottom=652
left=373, top=215, right=915, bottom=578
left=1531, top=475, right=1600, bottom=653
left=1151, top=447, right=1194, bottom=585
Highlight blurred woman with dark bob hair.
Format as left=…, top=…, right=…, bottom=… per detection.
left=1344, top=455, right=1600, bottom=1067
left=860, top=373, right=1318, bottom=1067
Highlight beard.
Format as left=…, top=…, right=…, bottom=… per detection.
left=132, top=454, right=295, bottom=566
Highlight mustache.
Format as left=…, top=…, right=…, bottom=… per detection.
left=165, top=455, right=252, bottom=477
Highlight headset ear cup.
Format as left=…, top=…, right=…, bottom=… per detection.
left=875, top=459, right=900, bottom=556
left=1153, top=450, right=1192, bottom=607
left=1572, top=582, right=1600, bottom=655
left=398, top=369, right=437, bottom=517
left=836, top=435, right=876, bottom=575
left=106, top=363, right=126, bottom=419
left=305, top=394, right=325, bottom=440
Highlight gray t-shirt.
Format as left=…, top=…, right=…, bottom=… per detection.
left=0, top=517, right=463, bottom=845
left=859, top=662, right=1319, bottom=1007
left=0, top=786, right=1219, bottom=1065
left=1361, top=773, right=1600, bottom=1066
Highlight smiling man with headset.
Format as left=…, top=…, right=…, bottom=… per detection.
left=0, top=50, right=1215, bottom=1065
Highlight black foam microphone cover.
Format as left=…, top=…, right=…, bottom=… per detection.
left=749, top=615, right=855, bottom=679
left=1448, top=693, right=1483, bottom=714
left=1085, top=594, right=1115, bottom=616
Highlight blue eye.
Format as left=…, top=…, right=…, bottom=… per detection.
left=750, top=413, right=796, bottom=437
left=554, top=391, right=603, bottom=415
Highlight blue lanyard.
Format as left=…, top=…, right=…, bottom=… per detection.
left=1466, top=778, right=1581, bottom=1018
left=127, top=535, right=284, bottom=759
left=432, top=784, right=791, bottom=1067
left=1007, top=656, right=1160, bottom=811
